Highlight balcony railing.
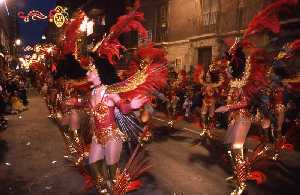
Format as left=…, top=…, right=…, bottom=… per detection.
left=199, top=2, right=265, bottom=35
left=200, top=11, right=218, bottom=34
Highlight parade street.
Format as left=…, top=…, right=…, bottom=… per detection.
left=1, top=93, right=300, bottom=195
left=1, top=1, right=300, bottom=195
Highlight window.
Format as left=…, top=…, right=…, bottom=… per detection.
left=203, top=0, right=211, bottom=11
left=148, top=31, right=153, bottom=42
left=201, top=0, right=218, bottom=26
left=238, top=0, right=247, bottom=28
left=138, top=30, right=153, bottom=46
left=202, top=0, right=218, bottom=12
left=156, top=4, right=168, bottom=42
left=160, top=5, right=167, bottom=21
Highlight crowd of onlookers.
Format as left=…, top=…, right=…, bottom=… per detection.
left=0, top=69, right=29, bottom=131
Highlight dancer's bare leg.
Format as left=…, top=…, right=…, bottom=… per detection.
left=105, top=138, right=123, bottom=188
left=89, top=139, right=105, bottom=164
left=88, top=139, right=107, bottom=193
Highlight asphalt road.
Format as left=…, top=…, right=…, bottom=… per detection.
left=1, top=93, right=300, bottom=195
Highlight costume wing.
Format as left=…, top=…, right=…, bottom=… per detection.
left=107, top=44, right=168, bottom=100
left=114, top=107, right=144, bottom=143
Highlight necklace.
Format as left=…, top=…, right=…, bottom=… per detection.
left=91, top=84, right=102, bottom=95
left=229, top=57, right=251, bottom=89
left=91, top=85, right=107, bottom=101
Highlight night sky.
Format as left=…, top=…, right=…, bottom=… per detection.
left=18, top=0, right=57, bottom=48
left=17, top=0, right=131, bottom=50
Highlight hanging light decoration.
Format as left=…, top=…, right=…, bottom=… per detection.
left=18, top=10, right=48, bottom=22
left=18, top=5, right=69, bottom=28
left=49, top=6, right=69, bottom=28
left=24, top=45, right=34, bottom=52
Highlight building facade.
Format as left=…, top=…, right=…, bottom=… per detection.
left=0, top=1, right=18, bottom=68
left=141, top=0, right=300, bottom=72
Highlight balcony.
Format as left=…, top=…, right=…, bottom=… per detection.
left=200, top=11, right=219, bottom=34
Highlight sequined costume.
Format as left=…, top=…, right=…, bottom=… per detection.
left=222, top=52, right=253, bottom=195
left=225, top=89, right=251, bottom=145
left=218, top=1, right=299, bottom=194
left=90, top=94, right=128, bottom=145
left=200, top=85, right=218, bottom=137
left=57, top=80, right=91, bottom=166
left=272, top=87, right=286, bottom=134
left=54, top=1, right=167, bottom=193
left=219, top=41, right=269, bottom=195
left=202, top=85, right=217, bottom=116
left=199, top=67, right=224, bottom=137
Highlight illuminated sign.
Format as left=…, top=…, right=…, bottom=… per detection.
left=50, top=6, right=69, bottom=28
left=18, top=6, right=69, bottom=28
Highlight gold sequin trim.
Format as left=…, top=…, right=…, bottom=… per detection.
left=93, top=127, right=126, bottom=145
left=229, top=57, right=251, bottom=89
left=275, top=104, right=286, bottom=112
left=106, top=63, right=149, bottom=94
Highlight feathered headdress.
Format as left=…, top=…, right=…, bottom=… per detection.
left=276, top=38, right=300, bottom=60
left=95, top=0, right=148, bottom=65
left=61, top=11, right=86, bottom=55
left=243, top=0, right=298, bottom=38
left=226, top=0, right=298, bottom=80
left=243, top=49, right=270, bottom=100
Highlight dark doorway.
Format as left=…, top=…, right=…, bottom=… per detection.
left=198, top=47, right=212, bottom=71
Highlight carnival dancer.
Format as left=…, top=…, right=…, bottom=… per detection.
left=50, top=49, right=90, bottom=165
left=182, top=93, right=193, bottom=121
left=199, top=66, right=224, bottom=138
left=167, top=92, right=179, bottom=119
left=64, top=0, right=167, bottom=193
left=216, top=41, right=270, bottom=195
left=80, top=61, right=146, bottom=193
left=271, top=38, right=300, bottom=141
left=249, top=38, right=300, bottom=163
left=262, top=38, right=300, bottom=160
left=215, top=1, right=299, bottom=194
left=64, top=47, right=167, bottom=194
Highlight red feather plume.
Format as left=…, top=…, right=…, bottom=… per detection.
left=243, top=49, right=269, bottom=99
left=192, top=64, right=204, bottom=84
left=110, top=45, right=168, bottom=100
left=97, top=3, right=147, bottom=65
left=137, top=43, right=167, bottom=62
left=127, top=43, right=167, bottom=76
left=62, top=11, right=85, bottom=55
left=289, top=38, right=300, bottom=53
left=243, top=0, right=298, bottom=38
left=122, top=46, right=168, bottom=100
left=97, top=40, right=126, bottom=65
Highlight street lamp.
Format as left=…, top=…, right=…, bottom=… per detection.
left=42, top=35, right=46, bottom=40
left=15, top=39, right=22, bottom=46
